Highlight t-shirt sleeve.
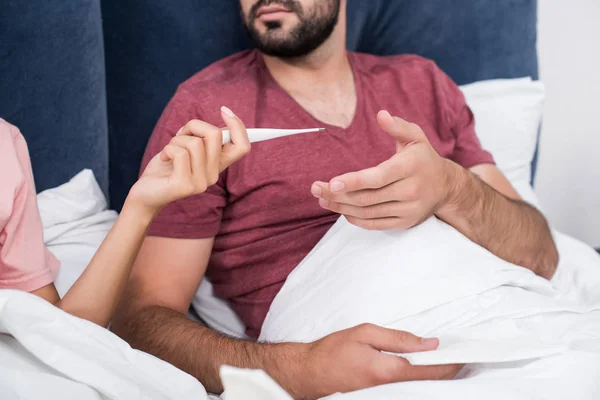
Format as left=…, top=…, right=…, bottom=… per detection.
left=0, top=122, right=59, bottom=292
left=435, top=65, right=495, bottom=169
left=141, top=88, right=227, bottom=239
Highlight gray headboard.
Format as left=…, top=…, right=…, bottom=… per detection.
left=0, top=0, right=538, bottom=210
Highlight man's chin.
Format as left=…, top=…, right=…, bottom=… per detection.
left=253, top=31, right=297, bottom=50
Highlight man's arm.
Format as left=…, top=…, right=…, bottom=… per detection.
left=111, top=236, right=291, bottom=393
left=111, top=235, right=239, bottom=393
left=312, top=110, right=558, bottom=279
left=112, top=235, right=460, bottom=398
left=438, top=163, right=558, bottom=279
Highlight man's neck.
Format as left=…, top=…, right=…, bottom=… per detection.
left=262, top=41, right=351, bottom=95
left=262, top=37, right=357, bottom=128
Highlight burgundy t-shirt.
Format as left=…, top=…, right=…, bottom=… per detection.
left=141, top=50, right=494, bottom=338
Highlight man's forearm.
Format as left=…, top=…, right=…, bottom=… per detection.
left=437, top=162, right=559, bottom=278
left=112, top=305, right=305, bottom=394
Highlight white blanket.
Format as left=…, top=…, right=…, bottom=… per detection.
left=2, top=215, right=599, bottom=400
left=0, top=290, right=211, bottom=400
left=257, top=216, right=600, bottom=399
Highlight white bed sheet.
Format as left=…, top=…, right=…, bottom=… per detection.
left=254, top=217, right=600, bottom=399
left=0, top=290, right=209, bottom=400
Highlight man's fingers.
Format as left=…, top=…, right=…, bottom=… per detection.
left=377, top=110, right=427, bottom=147
left=326, top=157, right=408, bottom=194
left=320, top=199, right=417, bottom=220
left=327, top=166, right=392, bottom=193
left=398, top=363, right=463, bottom=382
left=371, top=355, right=461, bottom=386
left=346, top=215, right=412, bottom=231
left=350, top=324, right=459, bottom=386
left=220, top=106, right=251, bottom=170
left=354, top=324, right=439, bottom=353
left=315, top=178, right=420, bottom=207
left=312, top=182, right=395, bottom=206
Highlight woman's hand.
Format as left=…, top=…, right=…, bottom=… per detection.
left=129, top=106, right=250, bottom=214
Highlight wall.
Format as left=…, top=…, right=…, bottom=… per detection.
left=536, top=0, right=600, bottom=248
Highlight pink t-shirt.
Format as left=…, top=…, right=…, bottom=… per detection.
left=142, top=50, right=494, bottom=338
left=0, top=119, right=59, bottom=292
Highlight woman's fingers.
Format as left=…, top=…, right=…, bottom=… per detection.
left=156, top=108, right=251, bottom=202
left=178, top=119, right=222, bottom=184
left=160, top=143, right=193, bottom=194
left=220, top=106, right=251, bottom=170
left=176, top=107, right=250, bottom=181
left=169, top=135, right=208, bottom=192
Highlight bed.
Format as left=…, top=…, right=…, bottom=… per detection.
left=3, top=1, right=599, bottom=399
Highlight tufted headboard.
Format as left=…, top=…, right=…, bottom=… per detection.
left=0, top=0, right=108, bottom=194
left=0, top=0, right=538, bottom=211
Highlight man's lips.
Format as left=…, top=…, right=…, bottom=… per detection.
left=256, top=5, right=293, bottom=20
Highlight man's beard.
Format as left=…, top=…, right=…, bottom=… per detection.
left=242, top=0, right=341, bottom=58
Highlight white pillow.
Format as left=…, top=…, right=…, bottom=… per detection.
left=193, top=78, right=547, bottom=337
left=37, top=170, right=118, bottom=297
left=38, top=169, right=110, bottom=232
left=192, top=279, right=247, bottom=338
left=460, top=77, right=545, bottom=208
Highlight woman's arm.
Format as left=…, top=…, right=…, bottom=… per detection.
left=50, top=201, right=155, bottom=326
left=30, top=107, right=250, bottom=327
left=30, top=202, right=154, bottom=326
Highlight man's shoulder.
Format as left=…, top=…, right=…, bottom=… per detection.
left=178, top=50, right=261, bottom=95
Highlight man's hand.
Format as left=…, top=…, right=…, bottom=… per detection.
left=129, top=106, right=250, bottom=214
left=310, top=110, right=558, bottom=279
left=311, top=110, right=452, bottom=230
left=277, top=323, right=461, bottom=400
